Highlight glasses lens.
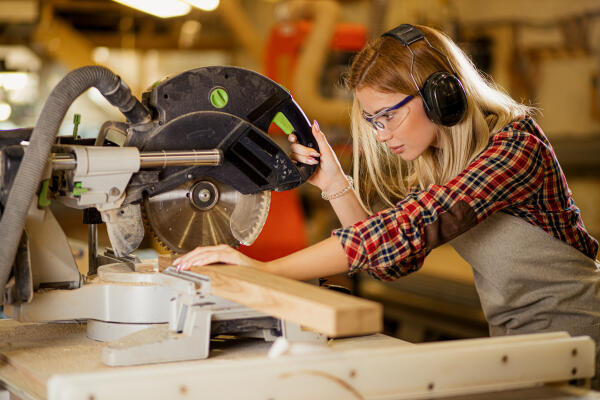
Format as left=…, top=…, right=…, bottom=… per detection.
left=371, top=107, right=410, bottom=132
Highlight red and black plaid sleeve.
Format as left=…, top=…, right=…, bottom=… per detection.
left=333, top=116, right=599, bottom=281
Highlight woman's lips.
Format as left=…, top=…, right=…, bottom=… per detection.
left=389, top=145, right=405, bottom=154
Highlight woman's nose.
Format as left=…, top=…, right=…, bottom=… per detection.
left=376, top=129, right=391, bottom=142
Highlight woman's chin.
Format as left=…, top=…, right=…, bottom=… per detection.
left=398, top=151, right=418, bottom=161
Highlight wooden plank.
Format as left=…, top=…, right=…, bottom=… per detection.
left=42, top=331, right=596, bottom=400
left=159, top=255, right=382, bottom=337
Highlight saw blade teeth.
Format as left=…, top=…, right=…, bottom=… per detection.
left=142, top=203, right=177, bottom=254
left=230, top=191, right=271, bottom=246
left=236, top=191, right=270, bottom=246
left=143, top=179, right=269, bottom=253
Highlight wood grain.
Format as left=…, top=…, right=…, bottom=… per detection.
left=159, top=255, right=382, bottom=337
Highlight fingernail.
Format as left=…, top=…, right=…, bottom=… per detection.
left=313, top=120, right=320, bottom=131
left=176, top=264, right=182, bottom=272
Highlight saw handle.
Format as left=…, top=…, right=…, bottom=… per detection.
left=279, top=99, right=320, bottom=182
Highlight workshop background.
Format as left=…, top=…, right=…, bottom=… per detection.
left=1, top=0, right=599, bottom=344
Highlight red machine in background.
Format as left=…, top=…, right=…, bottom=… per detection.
left=240, top=21, right=366, bottom=261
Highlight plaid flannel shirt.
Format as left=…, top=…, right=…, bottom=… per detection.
left=333, top=116, right=599, bottom=281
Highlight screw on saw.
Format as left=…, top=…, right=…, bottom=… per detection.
left=209, top=87, right=228, bottom=109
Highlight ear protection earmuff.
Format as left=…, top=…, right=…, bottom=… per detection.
left=382, top=24, right=467, bottom=126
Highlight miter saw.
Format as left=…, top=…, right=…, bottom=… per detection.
left=0, top=65, right=324, bottom=365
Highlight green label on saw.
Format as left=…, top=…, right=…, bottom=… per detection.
left=272, top=112, right=294, bottom=135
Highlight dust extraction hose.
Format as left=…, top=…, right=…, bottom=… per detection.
left=0, top=65, right=150, bottom=303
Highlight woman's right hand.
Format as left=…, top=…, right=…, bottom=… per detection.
left=289, top=120, right=348, bottom=194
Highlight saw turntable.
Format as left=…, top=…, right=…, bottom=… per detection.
left=0, top=65, right=329, bottom=365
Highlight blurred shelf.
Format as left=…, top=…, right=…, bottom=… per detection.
left=551, top=137, right=600, bottom=177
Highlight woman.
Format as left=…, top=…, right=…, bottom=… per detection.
left=175, top=24, right=600, bottom=385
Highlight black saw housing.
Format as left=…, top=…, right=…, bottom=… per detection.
left=123, top=66, right=319, bottom=205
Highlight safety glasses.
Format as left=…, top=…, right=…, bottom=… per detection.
left=361, top=95, right=414, bottom=132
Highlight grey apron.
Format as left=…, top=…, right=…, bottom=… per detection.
left=449, top=212, right=600, bottom=387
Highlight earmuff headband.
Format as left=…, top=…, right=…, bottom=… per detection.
left=382, top=24, right=459, bottom=93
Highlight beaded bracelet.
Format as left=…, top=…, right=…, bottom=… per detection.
left=321, top=175, right=354, bottom=201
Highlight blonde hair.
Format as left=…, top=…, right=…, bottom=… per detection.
left=346, top=25, right=534, bottom=213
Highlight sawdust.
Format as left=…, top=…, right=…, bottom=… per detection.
left=106, top=325, right=170, bottom=349
left=0, top=320, right=111, bottom=396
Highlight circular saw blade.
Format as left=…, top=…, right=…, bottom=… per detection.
left=144, top=179, right=270, bottom=254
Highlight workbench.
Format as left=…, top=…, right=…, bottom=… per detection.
left=0, top=319, right=404, bottom=400
left=0, top=319, right=599, bottom=400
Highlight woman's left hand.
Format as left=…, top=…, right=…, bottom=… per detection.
left=172, top=245, right=266, bottom=272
